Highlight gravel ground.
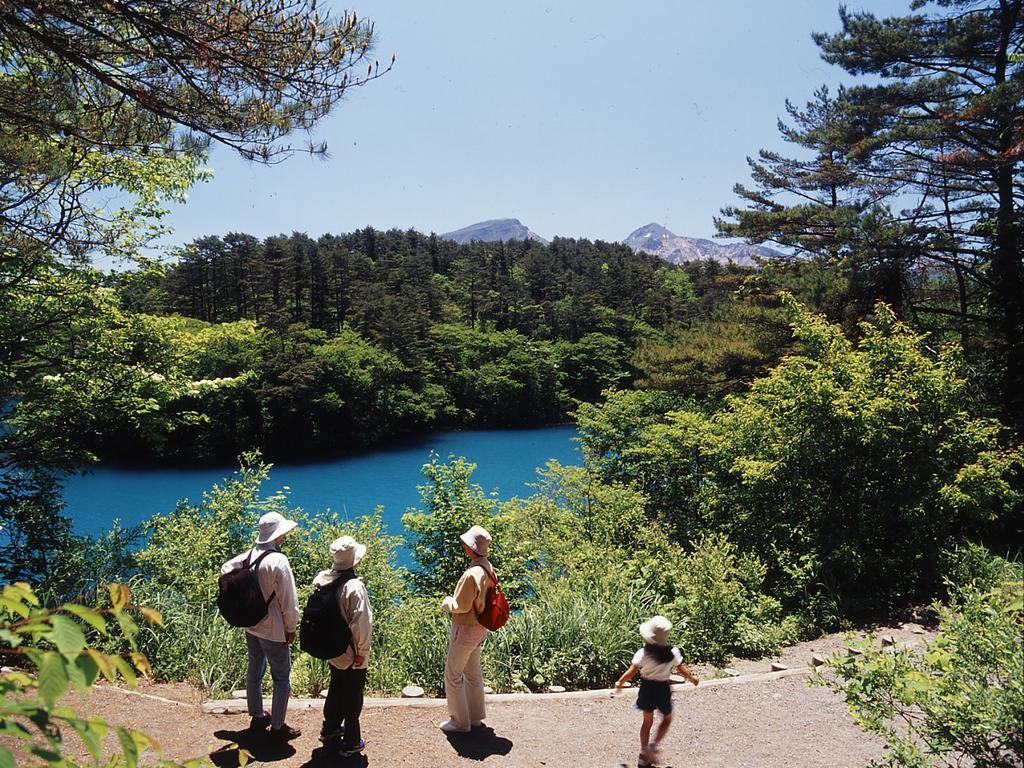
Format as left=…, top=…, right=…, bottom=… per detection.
left=7, top=623, right=937, bottom=768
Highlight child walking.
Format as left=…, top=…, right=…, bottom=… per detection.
left=614, top=616, right=699, bottom=768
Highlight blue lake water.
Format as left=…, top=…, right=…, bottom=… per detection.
left=61, top=426, right=582, bottom=549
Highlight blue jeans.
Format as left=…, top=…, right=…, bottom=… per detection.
left=245, top=633, right=291, bottom=729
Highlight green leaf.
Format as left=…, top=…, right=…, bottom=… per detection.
left=0, top=597, right=29, bottom=619
left=85, top=649, right=116, bottom=682
left=68, top=717, right=104, bottom=762
left=107, top=584, right=130, bottom=612
left=0, top=720, right=32, bottom=740
left=0, top=746, right=13, bottom=768
left=49, top=614, right=87, bottom=657
left=65, top=654, right=87, bottom=692
left=115, top=612, right=139, bottom=643
left=74, top=652, right=100, bottom=688
left=27, top=745, right=62, bottom=762
left=0, top=628, right=22, bottom=648
left=111, top=655, right=137, bottom=687
left=37, top=652, right=69, bottom=707
left=61, top=603, right=108, bottom=635
left=3, top=583, right=38, bottom=607
left=116, top=726, right=139, bottom=768
left=138, top=607, right=163, bottom=627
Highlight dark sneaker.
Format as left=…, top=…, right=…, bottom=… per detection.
left=319, top=725, right=345, bottom=743
left=338, top=739, right=365, bottom=757
left=269, top=724, right=302, bottom=741
left=248, top=712, right=271, bottom=731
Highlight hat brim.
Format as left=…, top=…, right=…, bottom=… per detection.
left=639, top=623, right=656, bottom=644
left=639, top=618, right=671, bottom=645
left=256, top=518, right=298, bottom=544
left=352, top=543, right=367, bottom=566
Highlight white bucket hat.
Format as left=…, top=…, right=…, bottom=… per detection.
left=640, top=615, right=673, bottom=646
left=459, top=525, right=491, bottom=557
left=330, top=535, right=367, bottom=570
left=256, top=511, right=298, bottom=544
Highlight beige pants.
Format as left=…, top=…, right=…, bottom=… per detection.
left=444, top=624, right=487, bottom=727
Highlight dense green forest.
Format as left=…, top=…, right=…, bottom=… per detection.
left=1, top=2, right=1021, bottom=766
left=96, top=230, right=701, bottom=460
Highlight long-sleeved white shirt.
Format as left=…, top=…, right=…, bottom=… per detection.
left=221, top=543, right=299, bottom=643
left=312, top=568, right=373, bottom=670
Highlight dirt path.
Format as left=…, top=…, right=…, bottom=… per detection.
left=13, top=623, right=936, bottom=768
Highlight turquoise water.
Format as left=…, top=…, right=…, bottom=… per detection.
left=61, top=426, right=582, bottom=546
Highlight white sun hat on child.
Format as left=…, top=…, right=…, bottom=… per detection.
left=640, top=615, right=673, bottom=646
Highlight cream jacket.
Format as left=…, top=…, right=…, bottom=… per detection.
left=221, top=544, right=299, bottom=643
left=312, top=569, right=373, bottom=670
left=442, top=556, right=494, bottom=627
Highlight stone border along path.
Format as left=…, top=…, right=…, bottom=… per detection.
left=202, top=630, right=933, bottom=716
left=202, top=667, right=812, bottom=714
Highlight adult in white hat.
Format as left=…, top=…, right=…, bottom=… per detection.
left=220, top=511, right=301, bottom=740
left=312, top=535, right=373, bottom=757
left=438, top=524, right=495, bottom=733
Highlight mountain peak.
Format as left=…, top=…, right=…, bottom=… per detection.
left=626, top=223, right=677, bottom=240
left=623, top=225, right=783, bottom=266
left=441, top=218, right=549, bottom=245
left=624, top=223, right=679, bottom=253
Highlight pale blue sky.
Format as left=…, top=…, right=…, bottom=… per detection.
left=159, top=0, right=909, bottom=247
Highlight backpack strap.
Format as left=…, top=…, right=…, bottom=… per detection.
left=324, top=571, right=357, bottom=656
left=247, top=549, right=277, bottom=607
left=478, top=565, right=499, bottom=587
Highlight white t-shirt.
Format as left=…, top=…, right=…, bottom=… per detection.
left=632, top=646, right=683, bottom=681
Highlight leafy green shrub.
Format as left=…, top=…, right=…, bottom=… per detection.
left=367, top=596, right=451, bottom=695
left=126, top=580, right=248, bottom=695
left=665, top=533, right=797, bottom=663
left=291, top=653, right=332, bottom=699
left=819, top=556, right=1023, bottom=767
left=0, top=581, right=197, bottom=768
left=578, top=300, right=1023, bottom=622
left=402, top=455, right=500, bottom=597
left=940, top=542, right=1020, bottom=601
left=483, top=572, right=659, bottom=692
left=402, top=454, right=532, bottom=602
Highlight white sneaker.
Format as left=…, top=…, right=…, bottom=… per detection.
left=471, top=719, right=485, bottom=727
left=648, top=740, right=661, bottom=762
left=438, top=719, right=470, bottom=733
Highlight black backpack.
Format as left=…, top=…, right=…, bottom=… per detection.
left=299, top=572, right=355, bottom=660
left=218, top=549, right=276, bottom=628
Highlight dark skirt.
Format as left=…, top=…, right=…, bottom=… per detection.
left=635, top=678, right=673, bottom=715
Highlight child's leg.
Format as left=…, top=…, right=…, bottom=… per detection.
left=654, top=712, right=673, bottom=745
left=639, top=710, right=655, bottom=751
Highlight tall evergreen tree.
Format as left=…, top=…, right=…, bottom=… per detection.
left=717, top=86, right=915, bottom=323
left=814, top=0, right=1023, bottom=431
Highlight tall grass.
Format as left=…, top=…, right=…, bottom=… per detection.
left=484, top=576, right=660, bottom=691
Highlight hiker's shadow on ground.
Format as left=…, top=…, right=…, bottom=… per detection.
left=297, top=744, right=369, bottom=768
left=444, top=726, right=513, bottom=760
left=210, top=729, right=296, bottom=766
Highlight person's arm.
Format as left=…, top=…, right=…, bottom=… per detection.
left=614, top=663, right=638, bottom=692
left=220, top=550, right=248, bottom=575
left=346, top=582, right=373, bottom=665
left=276, top=558, right=300, bottom=643
left=441, top=568, right=479, bottom=614
left=674, top=663, right=699, bottom=686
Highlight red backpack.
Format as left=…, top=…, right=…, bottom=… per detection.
left=476, top=566, right=510, bottom=631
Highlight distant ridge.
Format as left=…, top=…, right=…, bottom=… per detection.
left=441, top=218, right=549, bottom=245
left=623, top=223, right=783, bottom=266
